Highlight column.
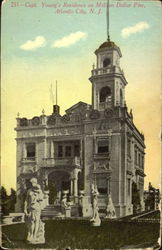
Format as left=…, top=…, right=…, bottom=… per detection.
left=70, top=179, right=73, bottom=196
left=73, top=178, right=78, bottom=197
left=23, top=143, right=26, bottom=158
left=107, top=176, right=111, bottom=195
left=50, top=141, right=54, bottom=158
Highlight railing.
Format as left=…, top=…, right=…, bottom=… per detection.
left=99, top=102, right=112, bottom=110
left=21, top=157, right=36, bottom=163
left=21, top=165, right=37, bottom=174
left=43, top=156, right=81, bottom=168
left=94, top=153, right=109, bottom=159
left=91, top=66, right=123, bottom=76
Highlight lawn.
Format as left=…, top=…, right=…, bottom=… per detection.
left=2, top=219, right=160, bottom=249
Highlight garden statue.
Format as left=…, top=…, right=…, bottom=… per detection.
left=24, top=178, right=45, bottom=244
left=90, top=184, right=101, bottom=226
left=61, top=195, right=71, bottom=217
left=105, top=193, right=116, bottom=219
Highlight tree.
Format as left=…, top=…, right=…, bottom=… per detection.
left=0, top=186, right=17, bottom=215
left=10, top=188, right=17, bottom=212
left=0, top=186, right=9, bottom=215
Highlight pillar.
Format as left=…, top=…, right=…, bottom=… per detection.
left=23, top=143, right=26, bottom=158
left=73, top=178, right=78, bottom=197
left=50, top=141, right=54, bottom=158
left=70, top=179, right=73, bottom=196
left=107, top=176, right=111, bottom=195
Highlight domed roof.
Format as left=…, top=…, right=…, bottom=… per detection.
left=99, top=39, right=117, bottom=49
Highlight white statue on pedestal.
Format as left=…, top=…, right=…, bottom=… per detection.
left=90, top=184, right=101, bottom=226
left=105, top=193, right=116, bottom=219
left=24, top=178, right=45, bottom=244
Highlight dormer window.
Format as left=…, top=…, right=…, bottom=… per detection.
left=100, top=86, right=111, bottom=103
left=103, top=58, right=111, bottom=67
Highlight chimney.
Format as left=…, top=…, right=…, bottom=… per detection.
left=53, top=104, right=60, bottom=115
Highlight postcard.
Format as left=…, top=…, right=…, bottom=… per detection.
left=1, top=0, right=161, bottom=249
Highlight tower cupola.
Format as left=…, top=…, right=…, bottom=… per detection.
left=89, top=2, right=127, bottom=111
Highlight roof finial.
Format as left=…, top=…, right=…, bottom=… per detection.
left=107, top=0, right=110, bottom=41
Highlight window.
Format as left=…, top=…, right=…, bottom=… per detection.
left=98, top=140, right=109, bottom=154
left=65, top=146, right=72, bottom=157
left=26, top=143, right=35, bottom=158
left=127, top=139, right=131, bottom=157
left=96, top=175, right=107, bottom=194
left=103, top=58, right=111, bottom=67
left=120, top=89, right=123, bottom=106
left=58, top=145, right=63, bottom=157
left=138, top=153, right=141, bottom=166
left=74, top=145, right=80, bottom=156
left=128, top=179, right=131, bottom=196
left=141, top=156, right=144, bottom=168
left=135, top=150, right=137, bottom=164
left=100, top=86, right=111, bottom=103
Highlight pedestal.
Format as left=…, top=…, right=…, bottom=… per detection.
left=2, top=216, right=13, bottom=224
left=82, top=196, right=93, bottom=217
left=65, top=207, right=71, bottom=218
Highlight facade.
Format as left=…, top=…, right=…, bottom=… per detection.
left=15, top=39, right=145, bottom=218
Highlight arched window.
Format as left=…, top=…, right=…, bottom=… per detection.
left=100, top=86, right=111, bottom=103
left=120, top=89, right=123, bottom=106
left=103, top=58, right=111, bottom=67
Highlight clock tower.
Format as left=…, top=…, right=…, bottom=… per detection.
left=89, top=38, right=128, bottom=111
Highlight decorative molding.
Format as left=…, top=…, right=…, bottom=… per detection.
left=89, top=110, right=100, bottom=120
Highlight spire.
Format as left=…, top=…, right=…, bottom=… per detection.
left=56, top=80, right=58, bottom=105
left=107, top=0, right=110, bottom=41
left=52, top=80, right=60, bottom=115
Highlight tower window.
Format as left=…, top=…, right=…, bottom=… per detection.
left=100, top=86, right=111, bottom=103
left=98, top=140, right=109, bottom=153
left=103, top=58, right=111, bottom=67
left=26, top=143, right=35, bottom=158
left=120, top=89, right=123, bottom=106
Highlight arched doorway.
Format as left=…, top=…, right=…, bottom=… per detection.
left=48, top=171, right=70, bottom=204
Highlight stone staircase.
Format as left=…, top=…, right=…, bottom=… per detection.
left=41, top=204, right=64, bottom=218
left=41, top=204, right=81, bottom=218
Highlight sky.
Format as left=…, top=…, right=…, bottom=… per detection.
left=1, top=0, right=161, bottom=193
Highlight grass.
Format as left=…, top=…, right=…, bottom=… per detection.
left=2, top=219, right=160, bottom=249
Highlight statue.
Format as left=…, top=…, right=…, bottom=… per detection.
left=24, top=178, right=45, bottom=244
left=105, top=193, right=116, bottom=219
left=61, top=195, right=71, bottom=217
left=90, top=184, right=101, bottom=226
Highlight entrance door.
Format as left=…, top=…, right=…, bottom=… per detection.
left=48, top=171, right=70, bottom=204
left=62, top=180, right=70, bottom=191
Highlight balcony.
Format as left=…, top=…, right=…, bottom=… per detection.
left=21, top=158, right=37, bottom=174
left=42, top=156, right=81, bottom=168
left=94, top=153, right=110, bottom=160
left=91, top=66, right=123, bottom=77
left=21, top=157, right=36, bottom=163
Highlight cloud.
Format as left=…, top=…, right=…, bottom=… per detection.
left=20, top=36, right=46, bottom=50
left=121, top=22, right=150, bottom=38
left=52, top=31, right=87, bottom=48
